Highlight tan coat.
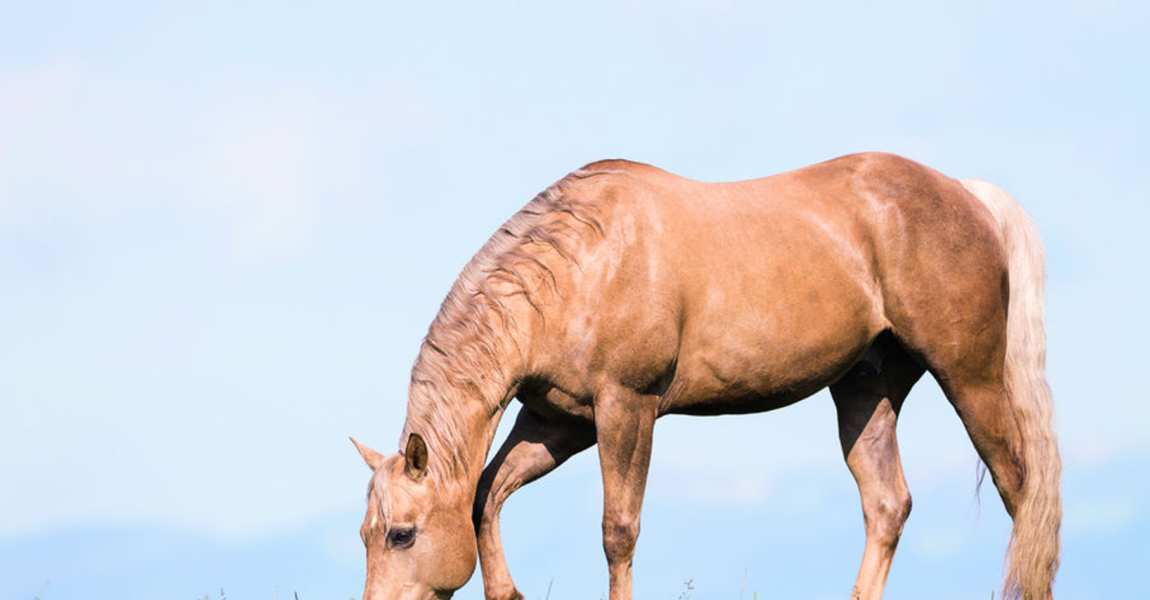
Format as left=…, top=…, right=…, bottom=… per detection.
left=353, top=153, right=1060, bottom=600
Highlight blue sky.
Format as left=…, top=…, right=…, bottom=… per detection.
left=1, top=1, right=1147, bottom=599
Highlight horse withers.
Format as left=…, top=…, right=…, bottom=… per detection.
left=351, top=153, right=1060, bottom=600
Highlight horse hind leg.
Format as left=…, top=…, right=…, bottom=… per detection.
left=830, top=340, right=925, bottom=600
left=889, top=286, right=1049, bottom=597
left=473, top=407, right=596, bottom=600
left=925, top=344, right=1048, bottom=599
left=884, top=179, right=1059, bottom=599
left=940, top=373, right=1025, bottom=516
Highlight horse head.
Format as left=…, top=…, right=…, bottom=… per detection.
left=351, top=434, right=477, bottom=600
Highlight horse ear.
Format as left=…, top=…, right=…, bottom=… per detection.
left=350, top=436, right=385, bottom=471
left=404, top=433, right=429, bottom=479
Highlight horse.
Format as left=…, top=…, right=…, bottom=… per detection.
left=349, top=152, right=1061, bottom=600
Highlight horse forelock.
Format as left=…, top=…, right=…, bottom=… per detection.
left=367, top=455, right=403, bottom=533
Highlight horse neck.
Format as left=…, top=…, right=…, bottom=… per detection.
left=403, top=198, right=583, bottom=495
left=403, top=310, right=525, bottom=496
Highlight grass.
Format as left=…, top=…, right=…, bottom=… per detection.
left=199, top=591, right=355, bottom=600
left=24, top=567, right=998, bottom=593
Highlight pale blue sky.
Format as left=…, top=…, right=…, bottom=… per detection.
left=1, top=1, right=1147, bottom=599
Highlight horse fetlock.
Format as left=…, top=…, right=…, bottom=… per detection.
left=483, top=580, right=524, bottom=600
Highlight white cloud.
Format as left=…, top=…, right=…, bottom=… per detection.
left=0, top=60, right=165, bottom=218
left=624, top=0, right=738, bottom=13
left=0, top=58, right=449, bottom=539
left=1065, top=494, right=1140, bottom=536
left=0, top=59, right=446, bottom=257
left=185, top=90, right=328, bottom=257
left=911, top=521, right=978, bottom=559
left=1062, top=0, right=1149, bottom=18
left=653, top=471, right=773, bottom=506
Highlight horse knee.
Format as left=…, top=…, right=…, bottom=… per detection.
left=602, top=516, right=640, bottom=562
left=867, top=490, right=912, bottom=545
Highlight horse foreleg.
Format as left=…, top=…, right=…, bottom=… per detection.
left=473, top=407, right=595, bottom=600
left=831, top=347, right=923, bottom=600
left=593, top=384, right=658, bottom=600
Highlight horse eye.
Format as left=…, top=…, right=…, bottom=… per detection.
left=388, top=527, right=416, bottom=549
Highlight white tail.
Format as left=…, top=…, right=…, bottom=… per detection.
left=961, top=179, right=1062, bottom=600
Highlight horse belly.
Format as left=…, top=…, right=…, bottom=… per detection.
left=664, top=269, right=881, bottom=416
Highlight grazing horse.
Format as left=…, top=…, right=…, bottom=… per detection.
left=350, top=153, right=1061, bottom=600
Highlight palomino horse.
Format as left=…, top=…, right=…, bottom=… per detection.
left=350, top=153, right=1060, bottom=600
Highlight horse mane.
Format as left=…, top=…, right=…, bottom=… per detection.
left=399, top=162, right=623, bottom=489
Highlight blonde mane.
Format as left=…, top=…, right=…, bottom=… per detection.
left=373, top=164, right=621, bottom=518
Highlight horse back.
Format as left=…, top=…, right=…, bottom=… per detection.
left=520, top=153, right=1007, bottom=416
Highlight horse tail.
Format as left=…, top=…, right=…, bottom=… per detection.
left=961, top=179, right=1062, bottom=600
